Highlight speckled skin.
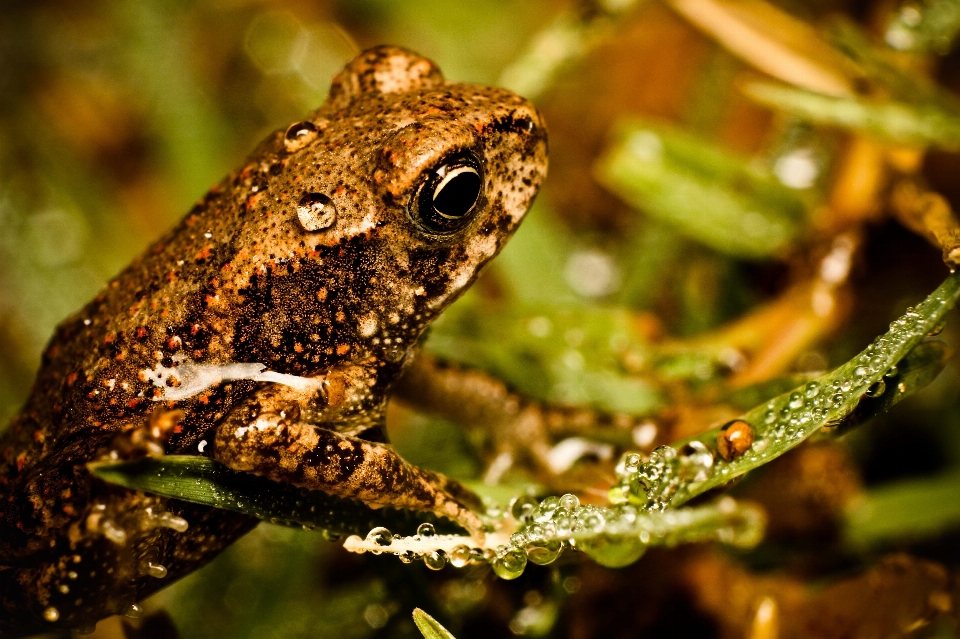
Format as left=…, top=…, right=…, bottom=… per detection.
left=0, top=46, right=547, bottom=635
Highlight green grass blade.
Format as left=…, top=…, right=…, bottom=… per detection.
left=744, top=81, right=960, bottom=150
left=668, top=271, right=960, bottom=506
left=834, top=340, right=950, bottom=433
left=412, top=609, right=458, bottom=639
left=845, top=470, right=960, bottom=548
left=611, top=272, right=960, bottom=510
left=596, top=120, right=807, bottom=258
left=89, top=455, right=459, bottom=537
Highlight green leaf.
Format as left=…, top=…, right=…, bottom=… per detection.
left=743, top=81, right=960, bottom=150
left=844, top=470, right=960, bottom=548
left=834, top=340, right=951, bottom=434
left=89, top=455, right=461, bottom=537
left=412, top=608, right=458, bottom=639
left=881, top=0, right=960, bottom=54
left=667, top=271, right=960, bottom=507
left=596, top=120, right=807, bottom=258
left=428, top=303, right=662, bottom=414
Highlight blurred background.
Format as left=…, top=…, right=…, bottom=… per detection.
left=4, top=0, right=960, bottom=637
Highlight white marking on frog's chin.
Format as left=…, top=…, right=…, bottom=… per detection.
left=427, top=233, right=498, bottom=310
left=142, top=356, right=323, bottom=401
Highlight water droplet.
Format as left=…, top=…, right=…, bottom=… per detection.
left=321, top=529, right=341, bottom=542
left=423, top=550, right=446, bottom=571
left=510, top=531, right=529, bottom=546
left=840, top=379, right=853, bottom=392
left=526, top=540, right=563, bottom=565
left=885, top=365, right=899, bottom=378
left=764, top=410, right=776, bottom=424
left=43, top=607, right=59, bottom=622
left=367, top=527, right=393, bottom=546
left=579, top=536, right=647, bottom=568
left=865, top=380, right=886, bottom=398
left=927, top=320, right=946, bottom=336
left=788, top=392, right=803, bottom=409
left=297, top=193, right=337, bottom=231
left=450, top=545, right=472, bottom=568
left=399, top=551, right=417, bottom=564
left=804, top=382, right=820, bottom=399
left=679, top=441, right=714, bottom=483
left=123, top=603, right=142, bottom=619
left=509, top=496, right=538, bottom=523
left=534, top=496, right=560, bottom=522
left=717, top=420, right=754, bottom=461
left=854, top=366, right=868, bottom=378
left=559, top=494, right=580, bottom=511
left=146, top=562, right=167, bottom=579
left=492, top=548, right=527, bottom=580
left=101, top=519, right=127, bottom=545
left=416, top=523, right=436, bottom=538
left=284, top=120, right=319, bottom=152
left=158, top=512, right=189, bottom=533
left=831, top=393, right=844, bottom=407
left=580, top=510, right=606, bottom=533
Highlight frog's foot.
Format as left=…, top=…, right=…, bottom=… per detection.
left=397, top=354, right=663, bottom=488
left=213, top=408, right=485, bottom=536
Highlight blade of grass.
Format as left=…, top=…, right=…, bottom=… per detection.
left=89, top=455, right=461, bottom=536
left=666, top=272, right=960, bottom=507
left=743, top=81, right=960, bottom=150
left=597, top=120, right=807, bottom=258
left=845, top=470, right=960, bottom=548
left=412, top=609, right=458, bottom=639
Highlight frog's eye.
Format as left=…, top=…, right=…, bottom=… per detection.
left=411, top=153, right=483, bottom=234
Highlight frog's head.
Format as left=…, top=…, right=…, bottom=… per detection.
left=235, top=46, right=546, bottom=370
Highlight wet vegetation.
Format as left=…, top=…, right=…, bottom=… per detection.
left=4, top=0, right=960, bottom=637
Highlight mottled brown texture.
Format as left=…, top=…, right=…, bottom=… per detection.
left=0, top=46, right=547, bottom=635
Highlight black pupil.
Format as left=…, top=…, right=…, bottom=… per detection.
left=432, top=168, right=481, bottom=219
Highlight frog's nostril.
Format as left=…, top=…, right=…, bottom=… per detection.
left=515, top=116, right=536, bottom=134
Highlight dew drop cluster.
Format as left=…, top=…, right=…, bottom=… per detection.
left=354, top=491, right=762, bottom=580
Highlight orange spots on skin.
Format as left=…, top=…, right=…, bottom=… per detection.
left=244, top=192, right=263, bottom=212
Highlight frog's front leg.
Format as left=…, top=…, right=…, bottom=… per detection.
left=211, top=381, right=485, bottom=534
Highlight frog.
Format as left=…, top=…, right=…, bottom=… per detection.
left=0, top=45, right=547, bottom=635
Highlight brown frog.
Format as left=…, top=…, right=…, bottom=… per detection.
left=0, top=46, right=547, bottom=635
